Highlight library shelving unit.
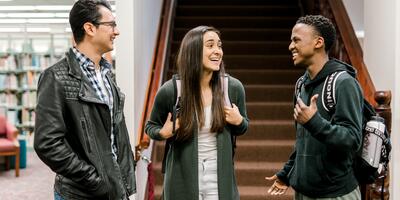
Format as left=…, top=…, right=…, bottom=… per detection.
left=0, top=44, right=58, bottom=169
left=0, top=49, right=53, bottom=132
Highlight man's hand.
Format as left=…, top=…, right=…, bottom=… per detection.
left=224, top=104, right=243, bottom=126
left=265, top=175, right=289, bottom=195
left=294, top=94, right=318, bottom=124
left=159, top=113, right=179, bottom=139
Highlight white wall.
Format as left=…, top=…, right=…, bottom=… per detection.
left=342, top=0, right=364, bottom=36
left=114, top=1, right=135, bottom=198
left=392, top=1, right=400, bottom=199
left=363, top=0, right=399, bottom=199
left=115, top=0, right=163, bottom=200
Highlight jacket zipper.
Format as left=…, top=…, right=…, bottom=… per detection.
left=81, top=120, right=92, bottom=153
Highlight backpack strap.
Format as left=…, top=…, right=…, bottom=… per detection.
left=321, top=71, right=346, bottom=113
left=221, top=74, right=237, bottom=160
left=173, top=76, right=181, bottom=135
left=222, top=74, right=232, bottom=107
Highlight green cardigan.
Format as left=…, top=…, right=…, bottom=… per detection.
left=145, top=75, right=249, bottom=200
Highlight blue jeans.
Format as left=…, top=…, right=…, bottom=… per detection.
left=54, top=191, right=64, bottom=200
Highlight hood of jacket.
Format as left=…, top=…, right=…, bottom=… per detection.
left=303, top=58, right=357, bottom=88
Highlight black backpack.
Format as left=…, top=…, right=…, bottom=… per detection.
left=294, top=71, right=392, bottom=184
left=161, top=74, right=236, bottom=173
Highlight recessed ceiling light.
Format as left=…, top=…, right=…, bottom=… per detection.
left=0, top=5, right=72, bottom=11
left=0, top=18, right=69, bottom=24
left=0, top=27, right=21, bottom=32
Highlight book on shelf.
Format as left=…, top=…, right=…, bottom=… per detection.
left=6, top=109, right=18, bottom=125
left=0, top=48, right=64, bottom=129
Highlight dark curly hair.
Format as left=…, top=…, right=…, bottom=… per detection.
left=296, top=15, right=336, bottom=52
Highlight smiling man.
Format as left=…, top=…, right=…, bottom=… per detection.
left=266, top=15, right=363, bottom=200
left=34, top=0, right=136, bottom=199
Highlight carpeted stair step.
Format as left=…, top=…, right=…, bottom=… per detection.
left=153, top=137, right=295, bottom=164
left=235, top=140, right=294, bottom=162
left=174, top=16, right=297, bottom=29
left=228, top=69, right=302, bottom=85
left=239, top=186, right=294, bottom=200
left=178, top=0, right=298, bottom=6
left=151, top=161, right=290, bottom=186
left=168, top=55, right=294, bottom=71
left=234, top=162, right=285, bottom=186
left=247, top=102, right=292, bottom=120
left=245, top=85, right=294, bottom=102
left=173, top=28, right=292, bottom=41
left=154, top=185, right=294, bottom=200
left=171, top=41, right=290, bottom=55
left=176, top=5, right=299, bottom=17
left=223, top=55, right=293, bottom=69
left=153, top=174, right=295, bottom=200
left=242, top=120, right=295, bottom=141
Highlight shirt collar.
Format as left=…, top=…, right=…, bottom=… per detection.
left=72, top=47, right=112, bottom=73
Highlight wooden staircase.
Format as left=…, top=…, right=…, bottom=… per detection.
left=151, top=0, right=303, bottom=199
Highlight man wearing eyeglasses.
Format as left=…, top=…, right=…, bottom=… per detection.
left=34, top=0, right=136, bottom=199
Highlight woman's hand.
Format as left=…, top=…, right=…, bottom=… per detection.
left=224, top=104, right=243, bottom=126
left=159, top=113, right=180, bottom=139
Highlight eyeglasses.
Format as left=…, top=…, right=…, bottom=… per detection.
left=93, top=21, right=117, bottom=29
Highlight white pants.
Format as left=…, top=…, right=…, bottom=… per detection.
left=198, top=158, right=219, bottom=200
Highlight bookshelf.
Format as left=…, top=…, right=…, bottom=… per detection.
left=0, top=35, right=68, bottom=135
left=0, top=51, right=52, bottom=133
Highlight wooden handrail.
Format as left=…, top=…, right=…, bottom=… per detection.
left=135, top=0, right=176, bottom=161
left=326, top=0, right=376, bottom=105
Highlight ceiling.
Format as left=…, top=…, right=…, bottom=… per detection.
left=0, top=0, right=115, bottom=36
left=0, top=0, right=75, bottom=6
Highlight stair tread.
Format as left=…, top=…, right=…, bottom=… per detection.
left=246, top=102, right=292, bottom=105
left=245, top=84, right=294, bottom=88
left=152, top=161, right=285, bottom=170
left=176, top=16, right=297, bottom=19
left=234, top=161, right=285, bottom=170
left=228, top=69, right=302, bottom=72
left=173, top=40, right=290, bottom=44
left=175, top=27, right=292, bottom=31
left=224, top=54, right=291, bottom=58
left=239, top=185, right=294, bottom=194
left=154, top=185, right=294, bottom=196
left=178, top=5, right=298, bottom=8
left=236, top=140, right=294, bottom=146
left=249, top=119, right=293, bottom=125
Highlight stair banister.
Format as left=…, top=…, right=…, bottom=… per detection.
left=135, top=0, right=176, bottom=161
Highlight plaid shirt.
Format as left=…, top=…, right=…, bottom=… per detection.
left=72, top=47, right=118, bottom=160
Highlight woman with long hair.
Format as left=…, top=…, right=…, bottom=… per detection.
left=145, top=26, right=249, bottom=200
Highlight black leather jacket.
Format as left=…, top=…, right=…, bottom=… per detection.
left=34, top=49, right=136, bottom=200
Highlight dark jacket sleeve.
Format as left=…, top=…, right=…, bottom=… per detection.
left=303, top=77, right=363, bottom=153
left=145, top=80, right=173, bottom=141
left=228, top=76, right=249, bottom=136
left=276, top=150, right=296, bottom=186
left=34, top=69, right=101, bottom=189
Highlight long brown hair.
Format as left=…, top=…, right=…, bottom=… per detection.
left=175, top=26, right=226, bottom=142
